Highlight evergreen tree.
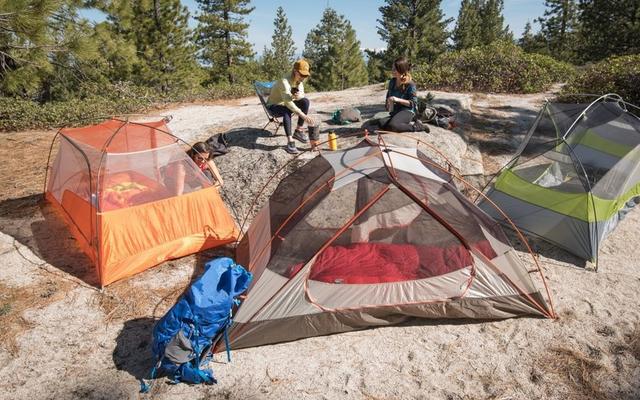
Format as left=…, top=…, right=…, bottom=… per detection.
left=194, top=0, right=255, bottom=84
left=0, top=0, right=54, bottom=97
left=335, top=24, right=369, bottom=90
left=303, top=8, right=367, bottom=91
left=452, top=0, right=482, bottom=50
left=85, top=0, right=142, bottom=89
left=365, top=49, right=388, bottom=84
left=377, top=0, right=451, bottom=64
left=136, top=0, right=200, bottom=92
left=41, top=2, right=102, bottom=101
left=577, top=0, right=640, bottom=62
left=479, top=0, right=511, bottom=45
left=0, top=0, right=99, bottom=99
left=518, top=21, right=549, bottom=54
left=100, top=0, right=201, bottom=93
left=262, top=7, right=296, bottom=80
left=519, top=21, right=535, bottom=49
left=91, top=20, right=141, bottom=84
left=536, top=0, right=578, bottom=61
left=303, top=8, right=343, bottom=90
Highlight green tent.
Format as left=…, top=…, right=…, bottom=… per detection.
left=479, top=94, right=640, bottom=266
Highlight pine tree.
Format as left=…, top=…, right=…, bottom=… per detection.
left=303, top=8, right=343, bottom=90
left=91, top=20, right=141, bottom=84
left=194, top=0, right=255, bottom=84
left=0, top=0, right=99, bottom=99
left=0, top=1, right=53, bottom=97
left=377, top=0, right=451, bottom=63
left=262, top=7, right=296, bottom=80
left=99, top=0, right=201, bottom=93
left=41, top=3, right=102, bottom=101
left=452, top=0, right=482, bottom=50
left=92, top=0, right=144, bottom=84
left=479, top=0, right=511, bottom=45
left=138, top=0, right=200, bottom=92
left=365, top=49, right=387, bottom=84
left=518, top=21, right=549, bottom=54
left=536, top=0, right=578, bottom=61
left=519, top=21, right=535, bottom=49
left=577, top=0, right=640, bottom=62
left=303, top=8, right=367, bottom=91
left=335, top=23, right=369, bottom=90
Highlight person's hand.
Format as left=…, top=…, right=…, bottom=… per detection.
left=303, top=115, right=316, bottom=126
left=386, top=96, right=395, bottom=111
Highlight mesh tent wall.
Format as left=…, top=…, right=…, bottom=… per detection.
left=214, top=137, right=554, bottom=352
left=45, top=118, right=239, bottom=286
left=478, top=94, right=640, bottom=265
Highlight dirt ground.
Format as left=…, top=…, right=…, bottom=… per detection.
left=0, top=84, right=639, bottom=400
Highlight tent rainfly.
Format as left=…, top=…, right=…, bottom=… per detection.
left=45, top=118, right=238, bottom=286
left=215, top=137, right=555, bottom=352
left=478, top=94, right=640, bottom=265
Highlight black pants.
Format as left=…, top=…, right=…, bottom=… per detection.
left=382, top=110, right=415, bottom=132
left=268, top=98, right=310, bottom=139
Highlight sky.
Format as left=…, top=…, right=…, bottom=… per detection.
left=81, top=0, right=547, bottom=55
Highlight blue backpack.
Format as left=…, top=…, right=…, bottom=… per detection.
left=141, top=257, right=252, bottom=391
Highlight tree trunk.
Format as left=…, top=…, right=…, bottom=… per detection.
left=224, top=8, right=233, bottom=84
left=559, top=0, right=568, bottom=56
left=153, top=0, right=168, bottom=92
left=410, top=0, right=417, bottom=60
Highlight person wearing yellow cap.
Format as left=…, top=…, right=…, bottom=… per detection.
left=266, top=59, right=316, bottom=154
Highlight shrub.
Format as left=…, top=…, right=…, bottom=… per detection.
left=0, top=81, right=255, bottom=132
left=560, top=55, right=640, bottom=106
left=0, top=82, right=155, bottom=131
left=413, top=41, right=576, bottom=94
left=203, top=82, right=254, bottom=101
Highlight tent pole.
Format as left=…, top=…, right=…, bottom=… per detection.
left=562, top=93, right=623, bottom=140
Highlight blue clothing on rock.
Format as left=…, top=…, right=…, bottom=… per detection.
left=386, top=77, right=418, bottom=116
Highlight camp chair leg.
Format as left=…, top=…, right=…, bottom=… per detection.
left=263, top=120, right=279, bottom=136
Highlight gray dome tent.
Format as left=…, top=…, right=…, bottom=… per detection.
left=479, top=94, right=640, bottom=267
left=215, top=136, right=555, bottom=352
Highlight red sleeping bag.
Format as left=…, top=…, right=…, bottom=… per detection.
left=287, top=240, right=497, bottom=284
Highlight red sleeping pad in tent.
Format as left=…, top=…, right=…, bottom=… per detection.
left=288, top=241, right=497, bottom=284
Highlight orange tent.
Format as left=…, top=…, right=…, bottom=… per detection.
left=45, top=118, right=238, bottom=286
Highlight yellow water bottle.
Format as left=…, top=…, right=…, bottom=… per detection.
left=328, top=131, right=338, bottom=150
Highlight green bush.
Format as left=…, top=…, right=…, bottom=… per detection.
left=0, top=81, right=255, bottom=132
left=560, top=55, right=640, bottom=106
left=203, top=82, right=254, bottom=101
left=414, top=41, right=576, bottom=94
left=0, top=82, right=154, bottom=131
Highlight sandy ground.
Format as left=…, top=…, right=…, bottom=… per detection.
left=0, top=84, right=639, bottom=400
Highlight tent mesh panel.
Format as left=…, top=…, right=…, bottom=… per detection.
left=565, top=102, right=640, bottom=196
left=266, top=178, right=378, bottom=277
left=511, top=101, right=640, bottom=197
left=309, top=180, right=472, bottom=283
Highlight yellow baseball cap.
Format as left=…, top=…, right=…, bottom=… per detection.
left=293, top=59, right=310, bottom=76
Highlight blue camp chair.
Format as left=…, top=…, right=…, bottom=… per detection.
left=254, top=81, right=282, bottom=135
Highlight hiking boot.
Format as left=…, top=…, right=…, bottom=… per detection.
left=293, top=129, right=309, bottom=143
left=285, top=142, right=299, bottom=154
left=414, top=120, right=430, bottom=133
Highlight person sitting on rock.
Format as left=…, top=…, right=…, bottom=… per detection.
left=266, top=59, right=316, bottom=154
left=380, top=57, right=428, bottom=133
